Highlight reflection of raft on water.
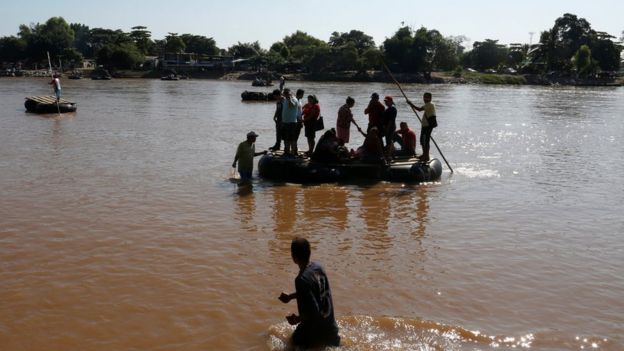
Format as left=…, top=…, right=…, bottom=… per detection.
left=241, top=90, right=278, bottom=101
left=258, top=151, right=442, bottom=183
left=24, top=96, right=77, bottom=114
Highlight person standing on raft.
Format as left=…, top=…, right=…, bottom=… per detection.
left=49, top=73, right=61, bottom=103
left=407, top=92, right=437, bottom=161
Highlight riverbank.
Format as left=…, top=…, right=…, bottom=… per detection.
left=8, top=68, right=622, bottom=86
left=137, top=69, right=624, bottom=86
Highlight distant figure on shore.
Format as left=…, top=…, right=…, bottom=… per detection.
left=279, top=76, right=286, bottom=91
left=336, top=96, right=357, bottom=144
left=279, top=237, right=340, bottom=348
left=407, top=92, right=437, bottom=161
left=49, top=73, right=61, bottom=102
left=232, top=131, right=267, bottom=184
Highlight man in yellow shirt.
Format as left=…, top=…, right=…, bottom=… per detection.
left=407, top=92, right=437, bottom=161
left=232, top=131, right=267, bottom=183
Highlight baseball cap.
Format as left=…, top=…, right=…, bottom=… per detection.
left=247, top=131, right=259, bottom=138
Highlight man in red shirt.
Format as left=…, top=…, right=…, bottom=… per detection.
left=394, top=121, right=417, bottom=156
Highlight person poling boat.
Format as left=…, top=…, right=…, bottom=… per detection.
left=49, top=73, right=62, bottom=103
left=406, top=92, right=437, bottom=162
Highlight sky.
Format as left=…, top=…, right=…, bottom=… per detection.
left=2, top=0, right=623, bottom=49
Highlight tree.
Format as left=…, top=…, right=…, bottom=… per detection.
left=302, top=46, right=332, bottom=73
left=61, top=47, right=83, bottom=68
left=283, top=30, right=325, bottom=49
left=265, top=50, right=287, bottom=70
left=20, top=17, right=74, bottom=62
left=282, top=31, right=326, bottom=61
left=329, top=30, right=375, bottom=53
left=269, top=42, right=290, bottom=59
left=383, top=26, right=455, bottom=74
left=590, top=32, right=621, bottom=71
left=179, top=34, right=219, bottom=55
left=228, top=41, right=262, bottom=58
left=0, top=36, right=27, bottom=62
left=96, top=42, right=144, bottom=69
left=527, top=13, right=621, bottom=74
left=361, top=47, right=383, bottom=69
left=332, top=43, right=359, bottom=71
left=573, top=44, right=595, bottom=77
left=89, top=28, right=132, bottom=54
left=70, top=23, right=92, bottom=58
left=467, top=39, right=508, bottom=70
left=165, top=33, right=185, bottom=53
left=129, top=26, right=153, bottom=55
left=383, top=26, right=417, bottom=72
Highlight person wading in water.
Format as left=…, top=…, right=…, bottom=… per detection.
left=278, top=237, right=340, bottom=348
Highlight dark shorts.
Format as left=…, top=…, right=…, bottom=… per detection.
left=420, top=126, right=433, bottom=147
left=281, top=123, right=298, bottom=141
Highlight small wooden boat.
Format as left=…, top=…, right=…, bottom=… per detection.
left=91, top=69, right=112, bottom=80
left=91, top=75, right=112, bottom=80
left=241, top=90, right=278, bottom=101
left=68, top=72, right=82, bottom=79
left=252, top=79, right=273, bottom=87
left=161, top=74, right=180, bottom=81
left=25, top=96, right=77, bottom=114
left=258, top=152, right=442, bottom=183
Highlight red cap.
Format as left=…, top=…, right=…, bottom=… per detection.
left=384, top=96, right=393, bottom=102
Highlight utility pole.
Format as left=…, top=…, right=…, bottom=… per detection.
left=529, top=32, right=535, bottom=46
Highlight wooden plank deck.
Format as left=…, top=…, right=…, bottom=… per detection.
left=25, top=96, right=74, bottom=104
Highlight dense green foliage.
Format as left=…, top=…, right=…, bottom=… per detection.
left=0, top=13, right=620, bottom=75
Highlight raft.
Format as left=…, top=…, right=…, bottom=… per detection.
left=24, top=96, right=77, bottom=114
left=241, top=90, right=278, bottom=101
left=252, top=80, right=273, bottom=87
left=258, top=152, right=442, bottom=183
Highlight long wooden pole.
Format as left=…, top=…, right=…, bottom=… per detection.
left=47, top=51, right=61, bottom=116
left=382, top=62, right=453, bottom=173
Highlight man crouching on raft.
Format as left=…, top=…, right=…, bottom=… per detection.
left=279, top=237, right=340, bottom=348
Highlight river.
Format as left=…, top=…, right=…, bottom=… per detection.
left=1, top=77, right=623, bottom=350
